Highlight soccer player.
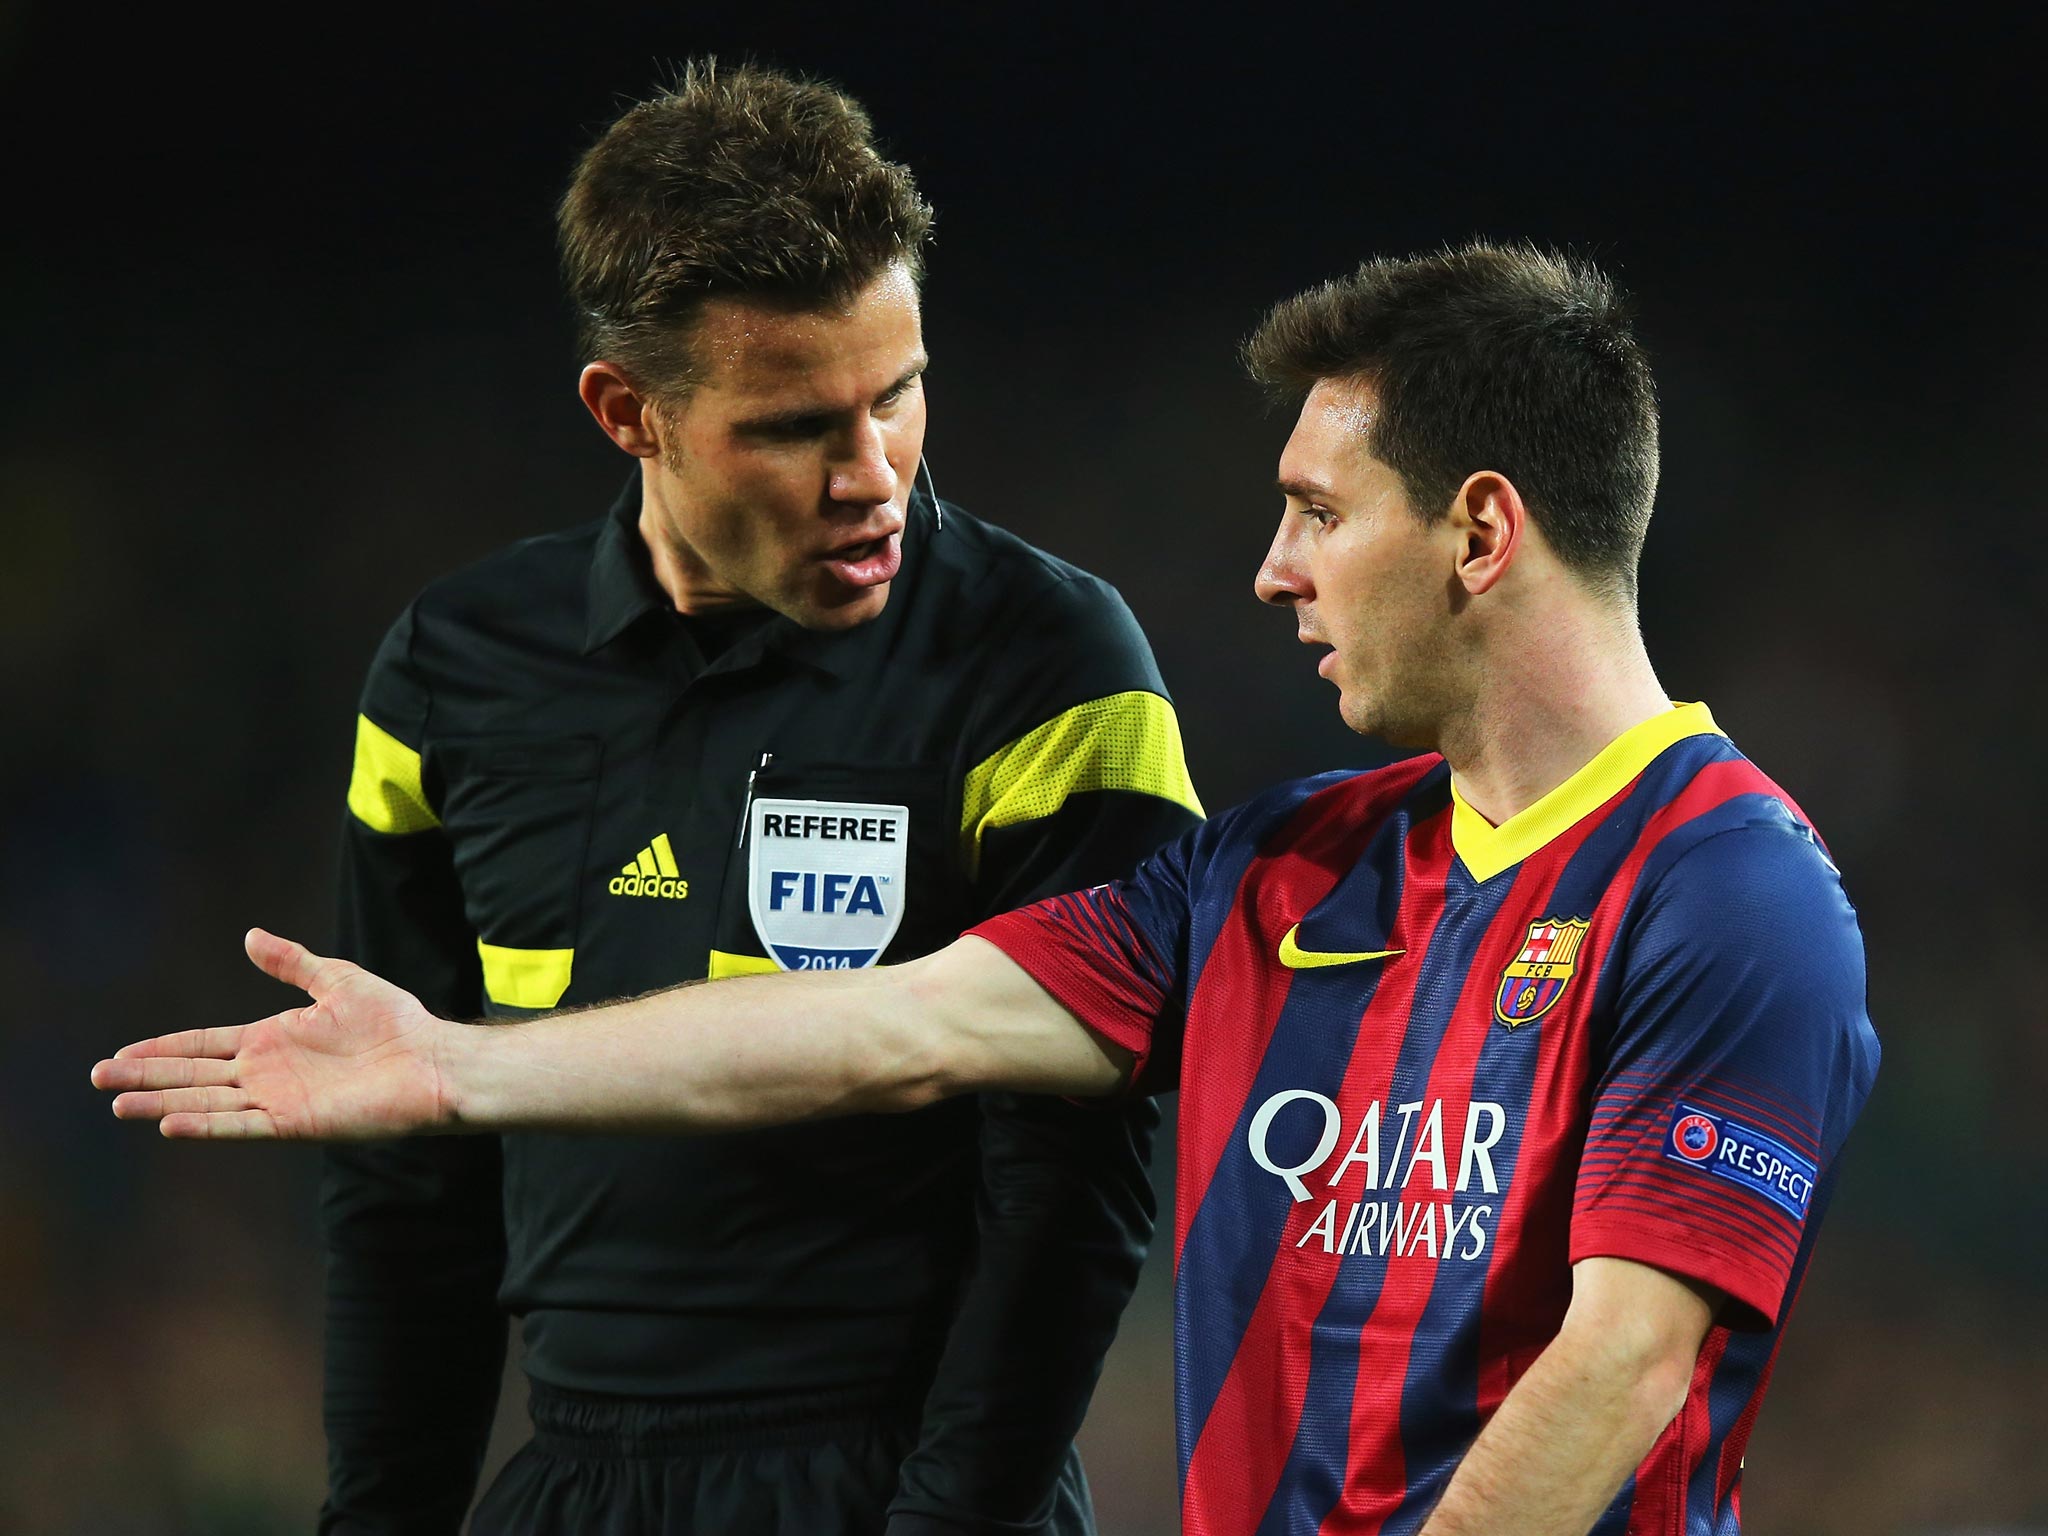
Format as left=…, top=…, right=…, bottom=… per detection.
left=240, top=62, right=1204, bottom=1536
left=96, top=244, right=1878, bottom=1536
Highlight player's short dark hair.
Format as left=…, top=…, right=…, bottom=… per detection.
left=1243, top=242, right=1659, bottom=598
left=558, top=59, right=934, bottom=399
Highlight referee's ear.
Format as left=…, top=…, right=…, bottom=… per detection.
left=578, top=361, right=663, bottom=459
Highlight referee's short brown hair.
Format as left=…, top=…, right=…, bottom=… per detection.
left=558, top=59, right=934, bottom=401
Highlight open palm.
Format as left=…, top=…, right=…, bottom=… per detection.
left=90, top=929, right=455, bottom=1140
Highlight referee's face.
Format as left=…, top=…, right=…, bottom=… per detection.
left=631, top=263, right=929, bottom=630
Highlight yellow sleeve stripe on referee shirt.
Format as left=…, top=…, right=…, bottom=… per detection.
left=477, top=942, right=575, bottom=1010
left=346, top=713, right=440, bottom=834
left=960, top=690, right=1203, bottom=879
left=707, top=949, right=782, bottom=980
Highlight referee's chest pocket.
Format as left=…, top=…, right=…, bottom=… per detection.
left=714, top=761, right=960, bottom=972
left=429, top=735, right=603, bottom=951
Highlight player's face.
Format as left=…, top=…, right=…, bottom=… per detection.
left=643, top=263, right=928, bottom=630
left=1255, top=378, right=1464, bottom=747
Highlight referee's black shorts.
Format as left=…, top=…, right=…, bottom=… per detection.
left=470, top=1381, right=1097, bottom=1535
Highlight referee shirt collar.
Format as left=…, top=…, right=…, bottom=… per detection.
left=582, top=476, right=941, bottom=679
left=583, top=477, right=669, bottom=655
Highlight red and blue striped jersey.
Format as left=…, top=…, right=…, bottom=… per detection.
left=971, top=704, right=1878, bottom=1535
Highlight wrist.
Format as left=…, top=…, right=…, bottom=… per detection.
left=430, top=1018, right=498, bottom=1131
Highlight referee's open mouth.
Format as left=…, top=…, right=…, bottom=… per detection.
left=821, top=530, right=902, bottom=589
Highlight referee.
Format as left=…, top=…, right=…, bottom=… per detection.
left=324, top=62, right=1202, bottom=1536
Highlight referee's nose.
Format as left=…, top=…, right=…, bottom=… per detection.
left=1256, top=513, right=1313, bottom=607
left=829, top=415, right=901, bottom=513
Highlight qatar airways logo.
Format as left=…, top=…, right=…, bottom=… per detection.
left=1247, top=1091, right=1509, bottom=1261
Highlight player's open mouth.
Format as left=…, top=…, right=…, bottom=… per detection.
left=821, top=531, right=902, bottom=589
left=1297, top=629, right=1336, bottom=679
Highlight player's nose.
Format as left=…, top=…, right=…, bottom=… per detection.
left=1255, top=519, right=1312, bottom=606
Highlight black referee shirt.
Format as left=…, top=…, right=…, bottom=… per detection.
left=324, top=481, right=1204, bottom=1532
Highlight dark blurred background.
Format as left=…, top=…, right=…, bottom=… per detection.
left=2, top=3, right=2040, bottom=1532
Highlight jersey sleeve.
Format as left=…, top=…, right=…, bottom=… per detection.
left=1570, top=818, right=1880, bottom=1329
left=957, top=572, right=1204, bottom=917
left=321, top=604, right=508, bottom=1534
left=968, top=823, right=1199, bottom=1095
left=336, top=603, right=479, bottom=1011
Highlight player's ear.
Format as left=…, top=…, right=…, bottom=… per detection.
left=578, top=362, right=664, bottom=459
left=1450, top=471, right=1525, bottom=597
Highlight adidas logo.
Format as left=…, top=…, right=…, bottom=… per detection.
left=609, top=833, right=690, bottom=899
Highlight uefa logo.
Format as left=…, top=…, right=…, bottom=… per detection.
left=1671, top=1112, right=1719, bottom=1162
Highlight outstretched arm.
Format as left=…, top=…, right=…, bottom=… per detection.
left=91, top=928, right=1128, bottom=1140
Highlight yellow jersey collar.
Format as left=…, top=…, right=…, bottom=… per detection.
left=1449, top=702, right=1723, bottom=883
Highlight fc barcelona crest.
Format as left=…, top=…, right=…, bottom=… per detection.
left=1494, top=916, right=1591, bottom=1028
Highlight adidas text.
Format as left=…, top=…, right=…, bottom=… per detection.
left=609, top=873, right=689, bottom=899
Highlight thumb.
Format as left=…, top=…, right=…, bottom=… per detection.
left=246, top=928, right=350, bottom=999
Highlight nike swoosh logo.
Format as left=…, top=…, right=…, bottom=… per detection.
left=1277, top=924, right=1406, bottom=970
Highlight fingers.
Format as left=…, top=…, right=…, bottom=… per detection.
left=91, top=1055, right=240, bottom=1092
left=113, top=1025, right=247, bottom=1062
left=161, top=1110, right=278, bottom=1141
left=112, top=1085, right=255, bottom=1121
left=245, top=928, right=352, bottom=999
